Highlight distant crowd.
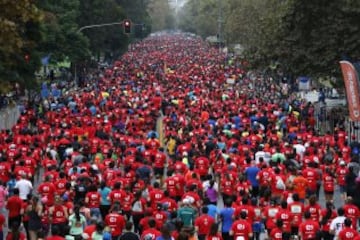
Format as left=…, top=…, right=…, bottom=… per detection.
left=0, top=33, right=359, bottom=240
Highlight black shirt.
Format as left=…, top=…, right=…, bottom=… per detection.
left=119, top=231, right=140, bottom=240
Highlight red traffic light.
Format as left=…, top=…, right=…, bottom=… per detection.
left=24, top=54, right=30, bottom=63
left=123, top=19, right=131, bottom=34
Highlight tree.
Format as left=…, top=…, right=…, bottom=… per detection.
left=148, top=0, right=176, bottom=31
left=0, top=0, right=43, bottom=92
left=178, top=0, right=218, bottom=37
left=38, top=0, right=90, bottom=62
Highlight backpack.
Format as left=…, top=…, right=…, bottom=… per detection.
left=276, top=176, right=286, bottom=190
left=132, top=200, right=143, bottom=212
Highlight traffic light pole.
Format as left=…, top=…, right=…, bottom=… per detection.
left=77, top=22, right=124, bottom=33
left=74, top=21, right=126, bottom=87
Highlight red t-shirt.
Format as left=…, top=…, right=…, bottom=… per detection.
left=105, top=213, right=126, bottom=236
left=206, top=233, right=223, bottom=240
left=269, top=228, right=283, bottom=240
left=6, top=232, right=26, bottom=240
left=51, top=205, right=68, bottom=224
left=85, top=191, right=101, bottom=208
left=288, top=202, right=304, bottom=227
left=38, top=182, right=56, bottom=206
left=304, top=204, right=321, bottom=222
left=0, top=214, right=5, bottom=231
left=234, top=205, right=255, bottom=224
left=299, top=220, right=320, bottom=240
left=338, top=227, right=359, bottom=240
left=343, top=204, right=360, bottom=228
left=6, top=195, right=23, bottom=218
left=141, top=228, right=161, bottom=240
left=231, top=219, right=252, bottom=240
left=83, top=224, right=96, bottom=239
left=195, top=214, right=215, bottom=235
left=275, top=208, right=293, bottom=232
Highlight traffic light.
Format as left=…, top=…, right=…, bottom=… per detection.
left=123, top=19, right=131, bottom=34
left=24, top=54, right=30, bottom=63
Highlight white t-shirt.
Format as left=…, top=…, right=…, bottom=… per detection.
left=255, top=151, right=271, bottom=164
left=329, top=216, right=346, bottom=238
left=15, top=179, right=33, bottom=200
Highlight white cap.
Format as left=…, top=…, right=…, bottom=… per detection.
left=182, top=198, right=191, bottom=204
left=340, top=160, right=346, bottom=165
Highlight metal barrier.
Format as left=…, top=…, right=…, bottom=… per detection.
left=314, top=102, right=348, bottom=135
left=0, top=105, right=20, bottom=130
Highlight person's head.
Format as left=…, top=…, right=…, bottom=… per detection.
left=148, top=218, right=157, bottom=228
left=276, top=219, right=283, bottom=228
left=153, top=181, right=160, bottom=188
left=160, top=225, right=172, bottom=239
left=95, top=221, right=105, bottom=233
left=304, top=211, right=311, bottom=219
left=344, top=218, right=352, bottom=227
left=13, top=188, right=19, bottom=196
left=176, top=231, right=189, bottom=240
left=240, top=211, right=247, bottom=220
left=201, top=206, right=209, bottom=214
left=292, top=193, right=299, bottom=202
left=308, top=195, right=317, bottom=205
left=113, top=182, right=121, bottom=190
left=54, top=195, right=62, bottom=205
left=224, top=198, right=232, bottom=207
left=337, top=207, right=345, bottom=216
left=51, top=225, right=61, bottom=236
left=125, top=221, right=133, bottom=231
left=281, top=200, right=287, bottom=209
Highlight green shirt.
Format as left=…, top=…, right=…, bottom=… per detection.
left=177, top=206, right=196, bottom=227
left=68, top=214, right=86, bottom=235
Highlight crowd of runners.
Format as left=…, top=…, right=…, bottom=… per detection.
left=0, top=33, right=360, bottom=240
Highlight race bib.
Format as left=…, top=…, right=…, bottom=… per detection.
left=291, top=205, right=301, bottom=214
left=236, top=237, right=245, bottom=240
left=269, top=208, right=278, bottom=217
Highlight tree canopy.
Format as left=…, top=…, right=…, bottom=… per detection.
left=0, top=0, right=156, bottom=93
left=178, top=0, right=360, bottom=78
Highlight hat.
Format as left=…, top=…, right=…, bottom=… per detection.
left=182, top=198, right=191, bottom=205
left=103, top=232, right=112, bottom=240
left=340, top=160, right=346, bottom=166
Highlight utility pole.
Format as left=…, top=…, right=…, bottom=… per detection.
left=217, top=0, right=223, bottom=53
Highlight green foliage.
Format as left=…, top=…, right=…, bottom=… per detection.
left=0, top=0, right=43, bottom=92
left=38, top=0, right=90, bottom=62
left=178, top=0, right=360, bottom=78
left=148, top=0, right=176, bottom=31
left=178, top=0, right=218, bottom=37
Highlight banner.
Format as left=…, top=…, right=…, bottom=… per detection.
left=340, top=60, right=360, bottom=121
left=298, top=76, right=311, bottom=91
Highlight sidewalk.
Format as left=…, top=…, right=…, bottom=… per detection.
left=0, top=104, right=20, bottom=130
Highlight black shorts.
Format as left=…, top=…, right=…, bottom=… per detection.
left=154, top=167, right=164, bottom=176
left=8, top=215, right=21, bottom=229
left=324, top=191, right=334, bottom=195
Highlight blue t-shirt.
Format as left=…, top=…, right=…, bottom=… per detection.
left=245, top=166, right=260, bottom=187
left=220, top=207, right=234, bottom=232
left=99, top=187, right=111, bottom=205
left=207, top=204, right=219, bottom=219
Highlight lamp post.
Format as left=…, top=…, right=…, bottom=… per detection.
left=217, top=0, right=223, bottom=53
left=74, top=21, right=127, bottom=87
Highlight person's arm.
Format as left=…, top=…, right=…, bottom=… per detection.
left=329, top=220, right=336, bottom=235
left=63, top=206, right=69, bottom=219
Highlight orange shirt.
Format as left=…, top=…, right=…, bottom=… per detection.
left=292, top=176, right=308, bottom=199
